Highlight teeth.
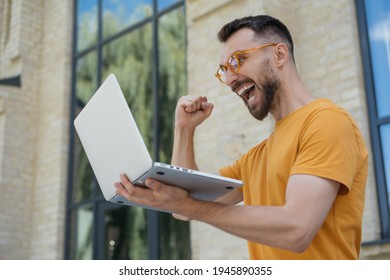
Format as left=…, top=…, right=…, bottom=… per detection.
left=237, top=84, right=255, bottom=96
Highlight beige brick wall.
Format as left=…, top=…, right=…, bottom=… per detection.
left=29, top=0, right=73, bottom=260
left=186, top=0, right=386, bottom=259
left=0, top=0, right=72, bottom=259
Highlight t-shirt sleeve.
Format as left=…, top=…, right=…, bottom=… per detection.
left=219, top=161, right=241, bottom=179
left=290, top=109, right=364, bottom=194
left=220, top=159, right=245, bottom=192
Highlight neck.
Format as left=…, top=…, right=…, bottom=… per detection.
left=270, top=67, right=315, bottom=121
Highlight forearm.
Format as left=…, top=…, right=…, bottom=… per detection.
left=171, top=127, right=198, bottom=170
left=215, top=189, right=243, bottom=204
left=181, top=199, right=308, bottom=253
left=171, top=95, right=213, bottom=170
left=177, top=175, right=339, bottom=253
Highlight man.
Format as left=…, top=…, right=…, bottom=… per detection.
left=115, top=15, right=368, bottom=259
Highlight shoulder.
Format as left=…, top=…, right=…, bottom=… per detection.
left=302, top=99, right=359, bottom=137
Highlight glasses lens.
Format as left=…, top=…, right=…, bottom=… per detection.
left=217, top=68, right=226, bottom=83
left=228, top=56, right=239, bottom=72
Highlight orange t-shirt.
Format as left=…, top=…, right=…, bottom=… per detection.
left=220, top=99, right=368, bottom=259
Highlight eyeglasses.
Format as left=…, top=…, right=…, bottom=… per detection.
left=215, top=43, right=277, bottom=84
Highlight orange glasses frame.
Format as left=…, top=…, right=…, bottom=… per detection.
left=215, top=43, right=277, bottom=84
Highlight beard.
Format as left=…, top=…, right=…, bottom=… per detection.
left=245, top=61, right=280, bottom=121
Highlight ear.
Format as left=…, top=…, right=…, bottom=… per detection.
left=274, top=43, right=289, bottom=67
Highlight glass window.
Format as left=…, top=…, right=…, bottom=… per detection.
left=102, top=206, right=148, bottom=260
left=157, top=7, right=190, bottom=259
left=72, top=135, right=95, bottom=203
left=70, top=205, right=94, bottom=260
left=103, top=0, right=153, bottom=39
left=158, top=7, right=186, bottom=163
left=365, top=0, right=390, bottom=118
left=102, top=25, right=154, bottom=152
left=380, top=124, right=390, bottom=207
left=158, top=0, right=181, bottom=11
left=76, top=51, right=98, bottom=105
left=67, top=0, right=188, bottom=259
left=72, top=51, right=98, bottom=203
left=76, top=0, right=98, bottom=51
left=358, top=0, right=390, bottom=239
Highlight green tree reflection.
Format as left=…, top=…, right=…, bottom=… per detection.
left=75, top=5, right=190, bottom=259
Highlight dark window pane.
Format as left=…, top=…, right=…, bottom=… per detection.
left=77, top=0, right=98, bottom=51
left=103, top=207, right=148, bottom=259
left=159, top=213, right=190, bottom=259
left=103, top=0, right=152, bottom=39
left=365, top=0, right=390, bottom=118
left=70, top=205, right=93, bottom=259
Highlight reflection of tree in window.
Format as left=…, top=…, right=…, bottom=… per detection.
left=102, top=26, right=154, bottom=152
left=103, top=0, right=153, bottom=39
left=74, top=51, right=97, bottom=203
left=157, top=9, right=190, bottom=260
left=77, top=2, right=98, bottom=51
left=73, top=2, right=189, bottom=259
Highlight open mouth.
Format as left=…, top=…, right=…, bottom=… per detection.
left=236, top=84, right=256, bottom=102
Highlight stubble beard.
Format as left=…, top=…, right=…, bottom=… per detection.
left=247, top=61, right=280, bottom=121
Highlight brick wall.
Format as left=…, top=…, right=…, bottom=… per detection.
left=0, top=0, right=72, bottom=259
left=186, top=0, right=385, bottom=259
left=29, top=0, right=73, bottom=259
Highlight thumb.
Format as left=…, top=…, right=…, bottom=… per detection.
left=145, top=178, right=159, bottom=190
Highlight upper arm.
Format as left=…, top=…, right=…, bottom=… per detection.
left=285, top=174, right=340, bottom=243
left=291, top=109, right=364, bottom=194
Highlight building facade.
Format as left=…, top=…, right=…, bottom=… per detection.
left=0, top=0, right=389, bottom=259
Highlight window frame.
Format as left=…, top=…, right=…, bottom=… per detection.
left=355, top=0, right=390, bottom=242
left=65, top=0, right=187, bottom=259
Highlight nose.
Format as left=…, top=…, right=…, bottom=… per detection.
left=225, top=69, right=238, bottom=86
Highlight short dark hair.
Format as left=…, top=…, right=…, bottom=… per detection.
left=217, top=15, right=294, bottom=61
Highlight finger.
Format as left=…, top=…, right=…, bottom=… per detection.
left=172, top=213, right=190, bottom=221
left=179, top=95, right=197, bottom=106
left=184, top=96, right=194, bottom=103
left=184, top=96, right=209, bottom=112
left=183, top=95, right=206, bottom=102
left=119, top=173, right=144, bottom=197
left=182, top=98, right=200, bottom=112
left=145, top=178, right=159, bottom=190
left=114, top=182, right=126, bottom=195
left=120, top=173, right=132, bottom=188
left=179, top=98, right=195, bottom=113
left=201, top=101, right=214, bottom=116
left=191, top=96, right=208, bottom=107
left=115, top=177, right=152, bottom=205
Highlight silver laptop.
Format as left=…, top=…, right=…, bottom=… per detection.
left=74, top=73, right=242, bottom=212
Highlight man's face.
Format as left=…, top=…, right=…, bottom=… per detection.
left=220, top=28, right=280, bottom=121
